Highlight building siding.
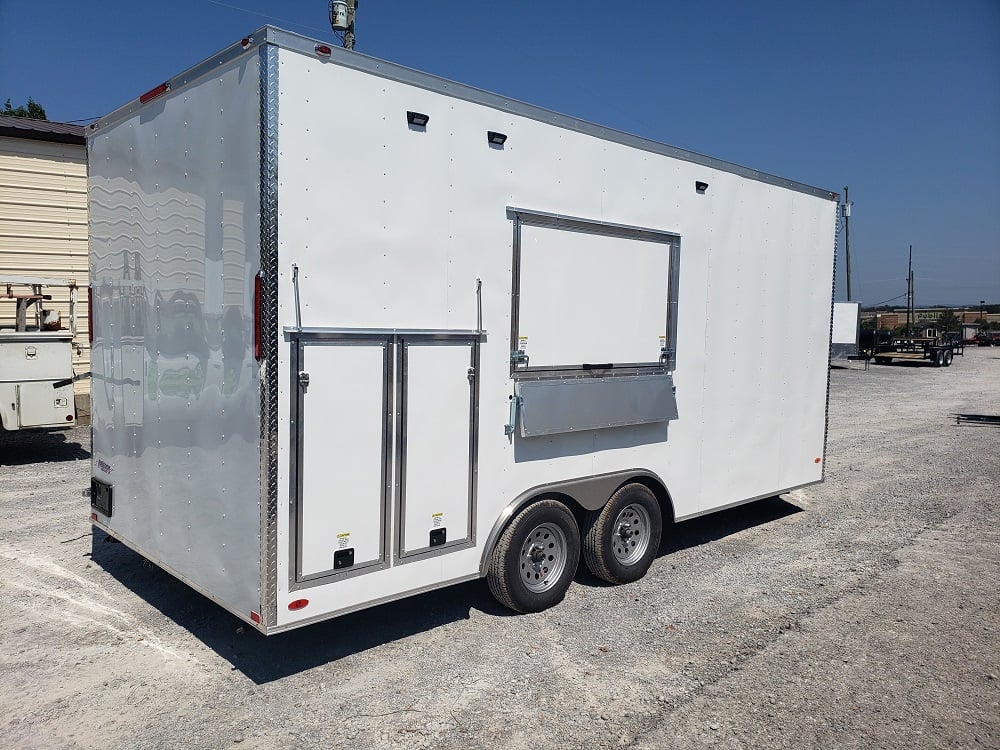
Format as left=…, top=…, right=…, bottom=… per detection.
left=0, top=134, right=90, bottom=396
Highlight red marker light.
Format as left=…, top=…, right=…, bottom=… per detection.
left=249, top=611, right=261, bottom=624
left=66, top=415, right=73, bottom=421
left=314, top=44, right=332, bottom=56
left=139, top=82, right=170, bottom=104
left=241, top=37, right=253, bottom=50
left=288, top=599, right=309, bottom=611
left=90, top=513, right=98, bottom=522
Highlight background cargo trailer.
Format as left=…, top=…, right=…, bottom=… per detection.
left=87, top=27, right=839, bottom=634
left=831, top=301, right=861, bottom=361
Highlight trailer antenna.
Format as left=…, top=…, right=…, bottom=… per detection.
left=329, top=0, right=357, bottom=49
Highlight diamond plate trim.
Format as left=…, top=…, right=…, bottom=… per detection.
left=258, top=43, right=280, bottom=629
left=822, top=204, right=839, bottom=477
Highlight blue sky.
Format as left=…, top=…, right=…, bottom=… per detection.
left=2, top=0, right=997, bottom=306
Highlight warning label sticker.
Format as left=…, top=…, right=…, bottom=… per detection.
left=518, top=336, right=528, bottom=353
left=432, top=513, right=444, bottom=528
left=336, top=532, right=351, bottom=549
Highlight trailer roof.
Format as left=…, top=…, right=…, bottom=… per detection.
left=90, top=26, right=838, bottom=202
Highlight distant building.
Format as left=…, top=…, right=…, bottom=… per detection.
left=0, top=115, right=90, bottom=401
left=860, top=307, right=998, bottom=330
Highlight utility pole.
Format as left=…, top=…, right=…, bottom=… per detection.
left=907, top=244, right=914, bottom=337
left=329, top=0, right=357, bottom=50
left=843, top=186, right=852, bottom=301
left=345, top=0, right=356, bottom=50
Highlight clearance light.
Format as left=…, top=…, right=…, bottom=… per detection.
left=407, top=111, right=429, bottom=127
left=487, top=131, right=507, bottom=146
left=253, top=273, right=263, bottom=362
left=814, top=457, right=822, bottom=464
left=288, top=599, right=309, bottom=611
left=139, top=82, right=170, bottom=104
left=314, top=44, right=332, bottom=56
left=241, top=37, right=253, bottom=50
left=250, top=611, right=261, bottom=624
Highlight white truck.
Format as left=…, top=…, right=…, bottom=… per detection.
left=0, top=275, right=79, bottom=430
left=87, top=27, right=839, bottom=633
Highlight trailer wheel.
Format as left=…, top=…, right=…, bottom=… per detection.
left=582, top=483, right=662, bottom=584
left=943, top=350, right=954, bottom=366
left=486, top=499, right=581, bottom=613
left=932, top=350, right=944, bottom=367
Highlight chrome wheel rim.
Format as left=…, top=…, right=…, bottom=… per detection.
left=520, top=522, right=568, bottom=592
left=612, top=503, right=652, bottom=565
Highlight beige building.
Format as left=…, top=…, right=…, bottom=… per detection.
left=0, top=115, right=90, bottom=403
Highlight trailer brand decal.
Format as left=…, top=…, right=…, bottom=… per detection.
left=336, top=532, right=351, bottom=549
left=97, top=459, right=113, bottom=474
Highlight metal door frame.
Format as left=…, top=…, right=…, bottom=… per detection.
left=286, top=327, right=483, bottom=588
left=394, top=334, right=481, bottom=563
left=288, top=330, right=394, bottom=590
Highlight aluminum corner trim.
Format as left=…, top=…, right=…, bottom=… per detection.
left=258, top=42, right=280, bottom=629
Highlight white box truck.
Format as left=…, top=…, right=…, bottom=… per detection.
left=0, top=275, right=79, bottom=430
left=87, top=27, right=839, bottom=633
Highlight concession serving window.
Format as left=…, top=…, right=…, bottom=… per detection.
left=507, top=207, right=681, bottom=437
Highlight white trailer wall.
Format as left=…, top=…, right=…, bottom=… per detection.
left=88, top=54, right=263, bottom=617
left=273, top=45, right=836, bottom=626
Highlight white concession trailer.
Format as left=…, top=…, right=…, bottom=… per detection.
left=87, top=27, right=839, bottom=633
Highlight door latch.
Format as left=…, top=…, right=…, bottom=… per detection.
left=298, top=371, right=310, bottom=390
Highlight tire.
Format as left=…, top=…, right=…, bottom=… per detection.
left=583, top=483, right=662, bottom=584
left=932, top=350, right=943, bottom=367
left=487, top=499, right=581, bottom=613
left=943, top=350, right=954, bottom=366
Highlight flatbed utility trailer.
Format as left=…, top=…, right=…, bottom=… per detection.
left=0, top=275, right=78, bottom=430
left=872, top=337, right=961, bottom=367
left=87, top=27, right=839, bottom=633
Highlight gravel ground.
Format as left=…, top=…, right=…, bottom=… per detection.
left=1, top=347, right=998, bottom=750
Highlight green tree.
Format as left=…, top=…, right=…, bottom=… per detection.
left=937, top=308, right=960, bottom=332
left=2, top=97, right=46, bottom=120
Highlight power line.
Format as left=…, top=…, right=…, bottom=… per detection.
left=869, top=292, right=908, bottom=307
left=202, top=0, right=330, bottom=35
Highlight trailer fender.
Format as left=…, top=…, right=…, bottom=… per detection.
left=478, top=469, right=672, bottom=575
